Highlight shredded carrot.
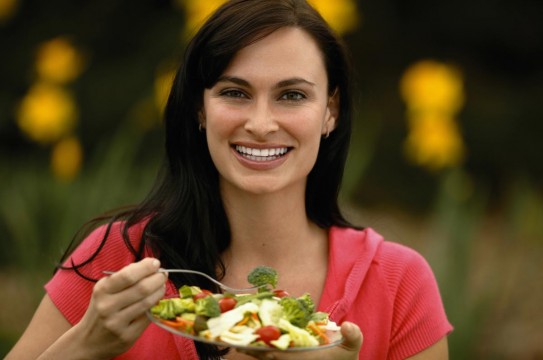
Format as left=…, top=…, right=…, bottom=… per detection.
left=237, top=314, right=251, bottom=326
left=236, top=312, right=260, bottom=326
left=160, top=319, right=182, bottom=328
left=160, top=317, right=194, bottom=334
left=308, top=323, right=330, bottom=344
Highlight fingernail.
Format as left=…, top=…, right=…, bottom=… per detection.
left=152, top=259, right=160, bottom=269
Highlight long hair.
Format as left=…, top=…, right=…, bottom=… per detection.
left=60, top=1, right=355, bottom=358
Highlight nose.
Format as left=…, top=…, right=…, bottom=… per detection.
left=243, top=98, right=279, bottom=138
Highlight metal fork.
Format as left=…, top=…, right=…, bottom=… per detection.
left=102, top=269, right=263, bottom=294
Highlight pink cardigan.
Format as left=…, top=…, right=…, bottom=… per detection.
left=46, top=222, right=452, bottom=359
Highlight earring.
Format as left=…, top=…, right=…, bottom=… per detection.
left=324, top=129, right=330, bottom=139
left=198, top=123, right=204, bottom=132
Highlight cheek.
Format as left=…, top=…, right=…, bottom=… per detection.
left=204, top=110, right=241, bottom=169
left=205, top=109, right=239, bottom=143
left=286, top=108, right=326, bottom=141
left=205, top=100, right=244, bottom=130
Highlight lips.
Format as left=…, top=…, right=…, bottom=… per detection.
left=234, top=145, right=290, bottom=162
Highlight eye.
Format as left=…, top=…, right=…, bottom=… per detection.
left=280, top=91, right=306, bottom=101
left=220, top=89, right=247, bottom=99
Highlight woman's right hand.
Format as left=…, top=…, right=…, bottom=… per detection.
left=72, top=257, right=167, bottom=359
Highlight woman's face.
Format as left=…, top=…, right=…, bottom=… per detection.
left=202, top=27, right=338, bottom=196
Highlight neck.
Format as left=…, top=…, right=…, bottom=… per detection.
left=220, top=181, right=325, bottom=266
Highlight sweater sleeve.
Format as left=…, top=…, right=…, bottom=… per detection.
left=380, top=242, right=453, bottom=360
left=45, top=222, right=146, bottom=325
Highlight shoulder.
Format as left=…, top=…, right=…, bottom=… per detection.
left=55, top=219, right=150, bottom=283
left=328, top=226, right=383, bottom=256
left=368, top=233, right=453, bottom=357
left=328, top=226, right=435, bottom=292
left=45, top=219, right=150, bottom=324
left=70, top=220, right=149, bottom=266
left=327, top=226, right=452, bottom=358
left=372, top=239, right=442, bottom=306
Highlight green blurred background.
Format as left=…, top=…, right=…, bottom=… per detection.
left=1, top=0, right=542, bottom=358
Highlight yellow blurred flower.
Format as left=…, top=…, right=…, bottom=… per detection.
left=308, top=0, right=359, bottom=35
left=0, top=0, right=18, bottom=24
left=16, top=82, right=78, bottom=144
left=35, top=37, right=85, bottom=84
left=400, top=60, right=464, bottom=113
left=50, top=136, right=83, bottom=182
left=175, top=0, right=360, bottom=37
left=154, top=65, right=176, bottom=114
left=400, top=59, right=466, bottom=171
left=404, top=113, right=465, bottom=171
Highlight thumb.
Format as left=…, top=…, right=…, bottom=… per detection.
left=340, top=322, right=363, bottom=352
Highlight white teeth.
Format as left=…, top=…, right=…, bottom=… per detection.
left=235, top=145, right=288, bottom=161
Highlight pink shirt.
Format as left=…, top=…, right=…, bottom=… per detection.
left=46, top=222, right=452, bottom=359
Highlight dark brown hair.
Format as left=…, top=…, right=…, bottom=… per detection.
left=61, top=1, right=355, bottom=358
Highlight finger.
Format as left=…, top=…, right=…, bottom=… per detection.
left=120, top=271, right=167, bottom=305
left=103, top=258, right=161, bottom=292
left=97, top=281, right=166, bottom=336
left=96, top=271, right=167, bottom=316
left=338, top=322, right=363, bottom=352
left=114, top=279, right=167, bottom=321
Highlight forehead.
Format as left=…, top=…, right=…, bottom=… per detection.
left=221, top=27, right=327, bottom=85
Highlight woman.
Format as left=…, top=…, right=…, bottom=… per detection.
left=6, top=0, right=452, bottom=359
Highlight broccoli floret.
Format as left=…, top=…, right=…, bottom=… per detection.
left=278, top=318, right=319, bottom=347
left=279, top=296, right=311, bottom=328
left=297, top=293, right=316, bottom=313
left=151, top=297, right=196, bottom=319
left=171, top=297, right=196, bottom=314
left=152, top=299, right=176, bottom=320
left=310, top=311, right=329, bottom=323
left=247, top=266, right=278, bottom=291
left=151, top=299, right=175, bottom=319
left=179, top=285, right=203, bottom=298
left=195, top=296, right=221, bottom=318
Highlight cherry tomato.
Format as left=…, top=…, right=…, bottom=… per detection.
left=273, top=289, right=290, bottom=298
left=255, top=325, right=282, bottom=345
left=218, top=297, right=237, bottom=313
left=193, top=289, right=213, bottom=300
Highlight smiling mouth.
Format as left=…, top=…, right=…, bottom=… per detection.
left=234, top=145, right=291, bottom=162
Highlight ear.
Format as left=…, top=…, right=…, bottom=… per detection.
left=198, top=109, right=206, bottom=129
left=323, top=88, right=339, bottom=137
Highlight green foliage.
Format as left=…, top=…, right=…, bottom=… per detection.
left=0, top=125, right=161, bottom=272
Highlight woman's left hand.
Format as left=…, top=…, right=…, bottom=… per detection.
left=240, top=321, right=363, bottom=360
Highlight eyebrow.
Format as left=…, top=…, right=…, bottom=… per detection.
left=216, top=76, right=316, bottom=89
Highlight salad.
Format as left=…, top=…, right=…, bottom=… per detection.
left=149, top=266, right=341, bottom=350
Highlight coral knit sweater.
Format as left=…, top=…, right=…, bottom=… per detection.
left=46, top=222, right=452, bottom=359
